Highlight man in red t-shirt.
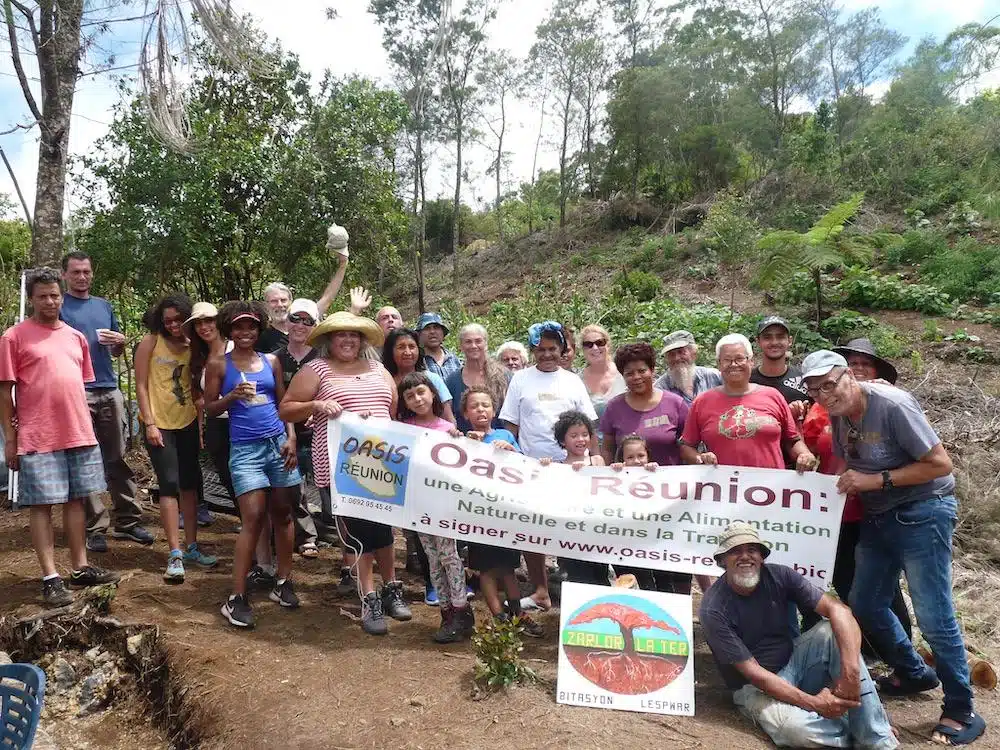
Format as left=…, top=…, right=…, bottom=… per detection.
left=0, top=268, right=119, bottom=607
left=679, top=333, right=815, bottom=471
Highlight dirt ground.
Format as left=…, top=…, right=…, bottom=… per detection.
left=1, top=504, right=998, bottom=750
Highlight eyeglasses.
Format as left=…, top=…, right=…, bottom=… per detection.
left=289, top=314, right=315, bottom=326
left=843, top=426, right=861, bottom=460
left=582, top=339, right=607, bottom=349
left=805, top=369, right=847, bottom=398
left=719, top=355, right=749, bottom=367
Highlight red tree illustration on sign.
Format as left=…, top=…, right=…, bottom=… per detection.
left=564, top=602, right=687, bottom=694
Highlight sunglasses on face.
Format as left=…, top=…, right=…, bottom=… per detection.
left=289, top=314, right=315, bottom=326
left=582, top=339, right=607, bottom=349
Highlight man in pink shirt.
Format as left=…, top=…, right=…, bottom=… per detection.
left=0, top=268, right=119, bottom=606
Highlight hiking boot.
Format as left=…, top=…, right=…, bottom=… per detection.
left=221, top=593, right=254, bottom=628
left=197, top=506, right=214, bottom=527
left=269, top=579, right=300, bottom=609
left=163, top=551, right=185, bottom=583
left=183, top=543, right=218, bottom=568
left=86, top=533, right=108, bottom=553
left=69, top=565, right=121, bottom=588
left=380, top=581, right=412, bottom=621
left=459, top=603, right=476, bottom=636
left=246, top=564, right=275, bottom=590
left=112, top=525, right=155, bottom=545
left=424, top=584, right=439, bottom=606
left=336, top=567, right=357, bottom=597
left=433, top=607, right=465, bottom=644
left=42, top=577, right=73, bottom=607
left=361, top=592, right=387, bottom=635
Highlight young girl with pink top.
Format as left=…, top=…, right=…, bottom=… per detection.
left=397, top=372, right=472, bottom=643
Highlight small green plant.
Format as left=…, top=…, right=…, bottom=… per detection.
left=839, top=268, right=954, bottom=315
left=472, top=617, right=537, bottom=692
left=683, top=262, right=718, bottom=281
left=945, top=328, right=981, bottom=343
left=613, top=269, right=662, bottom=301
left=910, top=349, right=924, bottom=375
left=923, top=320, right=944, bottom=342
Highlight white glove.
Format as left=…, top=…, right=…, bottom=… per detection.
left=326, top=223, right=350, bottom=257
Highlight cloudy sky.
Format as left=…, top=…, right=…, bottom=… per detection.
left=0, top=0, right=997, bottom=219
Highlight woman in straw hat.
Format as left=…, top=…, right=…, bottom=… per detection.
left=279, top=311, right=413, bottom=636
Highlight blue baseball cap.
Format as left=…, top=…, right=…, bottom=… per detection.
left=415, top=312, right=449, bottom=334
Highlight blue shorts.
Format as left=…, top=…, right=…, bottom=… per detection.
left=18, top=446, right=106, bottom=506
left=229, top=435, right=302, bottom=498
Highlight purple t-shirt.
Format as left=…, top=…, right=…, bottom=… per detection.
left=599, top=390, right=689, bottom=465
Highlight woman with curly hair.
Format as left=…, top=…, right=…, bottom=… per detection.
left=205, top=301, right=301, bottom=629
left=135, top=293, right=217, bottom=583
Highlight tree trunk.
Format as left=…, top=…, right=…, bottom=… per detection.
left=452, top=108, right=463, bottom=287
left=528, top=92, right=547, bottom=235
left=558, top=87, right=574, bottom=228
left=495, top=91, right=505, bottom=243
left=412, top=126, right=426, bottom=314
left=621, top=626, right=635, bottom=654
left=29, top=0, right=85, bottom=267
left=813, top=267, right=823, bottom=328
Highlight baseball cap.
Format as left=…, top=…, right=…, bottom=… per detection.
left=288, top=298, right=319, bottom=322
left=756, top=316, right=790, bottom=336
left=801, top=350, right=848, bottom=380
left=183, top=302, right=218, bottom=326
left=661, top=330, right=696, bottom=354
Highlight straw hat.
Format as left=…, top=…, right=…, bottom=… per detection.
left=308, top=311, right=385, bottom=347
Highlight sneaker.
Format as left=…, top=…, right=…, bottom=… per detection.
left=466, top=584, right=476, bottom=601
left=69, top=566, right=121, bottom=588
left=112, top=525, right=154, bottom=545
left=336, top=567, right=357, bottom=597
left=361, top=591, right=387, bottom=635
left=269, top=579, right=300, bottom=609
left=183, top=543, right=218, bottom=569
left=380, top=581, right=412, bottom=621
left=424, top=585, right=439, bottom=606
left=517, top=614, right=545, bottom=639
left=247, top=565, right=276, bottom=591
left=86, top=533, right=108, bottom=553
left=221, top=593, right=254, bottom=628
left=163, top=551, right=185, bottom=583
left=197, top=506, right=214, bottom=527
left=42, top=577, right=74, bottom=607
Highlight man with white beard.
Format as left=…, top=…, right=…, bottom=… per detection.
left=653, top=330, right=722, bottom=404
left=700, top=522, right=898, bottom=750
left=255, top=255, right=349, bottom=353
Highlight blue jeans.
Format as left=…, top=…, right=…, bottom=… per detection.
left=850, top=494, right=973, bottom=717
left=733, top=623, right=897, bottom=749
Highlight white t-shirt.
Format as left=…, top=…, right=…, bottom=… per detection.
left=498, top=366, right=598, bottom=459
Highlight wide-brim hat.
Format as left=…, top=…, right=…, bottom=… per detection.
left=833, top=338, right=897, bottom=384
left=308, top=311, right=385, bottom=347
left=713, top=521, right=771, bottom=566
left=183, top=301, right=219, bottom=327
left=415, top=312, right=448, bottom=334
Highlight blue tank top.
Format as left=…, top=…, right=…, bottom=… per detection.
left=222, top=352, right=285, bottom=444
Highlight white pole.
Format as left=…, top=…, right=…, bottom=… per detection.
left=7, top=270, right=25, bottom=508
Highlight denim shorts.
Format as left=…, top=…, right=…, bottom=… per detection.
left=18, top=446, right=106, bottom=506
left=230, top=434, right=302, bottom=498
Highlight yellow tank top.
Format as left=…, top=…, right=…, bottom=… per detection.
left=146, top=335, right=196, bottom=430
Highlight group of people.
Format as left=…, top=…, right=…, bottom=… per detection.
left=0, top=254, right=986, bottom=746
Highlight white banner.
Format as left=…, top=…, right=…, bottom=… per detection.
left=327, top=413, right=845, bottom=586
left=557, top=582, right=694, bottom=715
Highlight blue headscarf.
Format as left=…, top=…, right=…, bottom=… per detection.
left=528, top=320, right=565, bottom=348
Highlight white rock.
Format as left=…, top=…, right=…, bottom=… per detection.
left=0, top=651, right=12, bottom=665
left=51, top=657, right=76, bottom=692
left=126, top=633, right=144, bottom=656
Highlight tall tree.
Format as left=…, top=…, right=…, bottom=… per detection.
left=842, top=7, right=906, bottom=98
left=609, top=0, right=663, bottom=68
left=477, top=49, right=525, bottom=242
left=439, top=0, right=496, bottom=281
left=575, top=35, right=607, bottom=199
left=531, top=0, right=600, bottom=228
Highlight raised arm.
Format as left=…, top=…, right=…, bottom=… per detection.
left=316, top=254, right=349, bottom=317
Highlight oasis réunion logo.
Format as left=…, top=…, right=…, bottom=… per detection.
left=334, top=423, right=412, bottom=506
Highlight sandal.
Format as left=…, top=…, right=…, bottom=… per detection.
left=932, top=711, right=986, bottom=746
left=876, top=669, right=939, bottom=696
left=519, top=596, right=550, bottom=612
left=298, top=543, right=319, bottom=559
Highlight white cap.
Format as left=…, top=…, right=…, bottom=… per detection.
left=288, top=298, right=319, bottom=322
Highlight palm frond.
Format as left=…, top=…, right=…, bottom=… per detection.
left=756, top=241, right=804, bottom=288
left=801, top=242, right=849, bottom=271
left=811, top=193, right=865, bottom=241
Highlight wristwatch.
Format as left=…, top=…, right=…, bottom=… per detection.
left=881, top=470, right=894, bottom=490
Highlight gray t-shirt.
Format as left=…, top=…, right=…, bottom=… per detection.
left=700, top=564, right=823, bottom=690
left=831, top=382, right=954, bottom=514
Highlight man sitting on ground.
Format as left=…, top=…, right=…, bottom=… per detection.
left=700, top=521, right=897, bottom=750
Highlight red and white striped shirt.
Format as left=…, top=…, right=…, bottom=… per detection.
left=309, top=358, right=393, bottom=487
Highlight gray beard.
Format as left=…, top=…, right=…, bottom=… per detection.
left=670, top=363, right=696, bottom=396
left=270, top=311, right=288, bottom=327
left=730, top=569, right=761, bottom=590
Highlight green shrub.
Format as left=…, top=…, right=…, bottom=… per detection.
left=920, top=237, right=1000, bottom=303
left=778, top=271, right=845, bottom=306
left=613, top=269, right=662, bottom=301
left=885, top=229, right=948, bottom=267
left=839, top=268, right=954, bottom=315
left=472, top=617, right=536, bottom=691
left=702, top=189, right=761, bottom=263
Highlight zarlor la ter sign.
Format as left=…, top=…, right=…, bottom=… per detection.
left=557, top=583, right=695, bottom=716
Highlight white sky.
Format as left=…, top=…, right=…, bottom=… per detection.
left=0, top=0, right=997, bottom=218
